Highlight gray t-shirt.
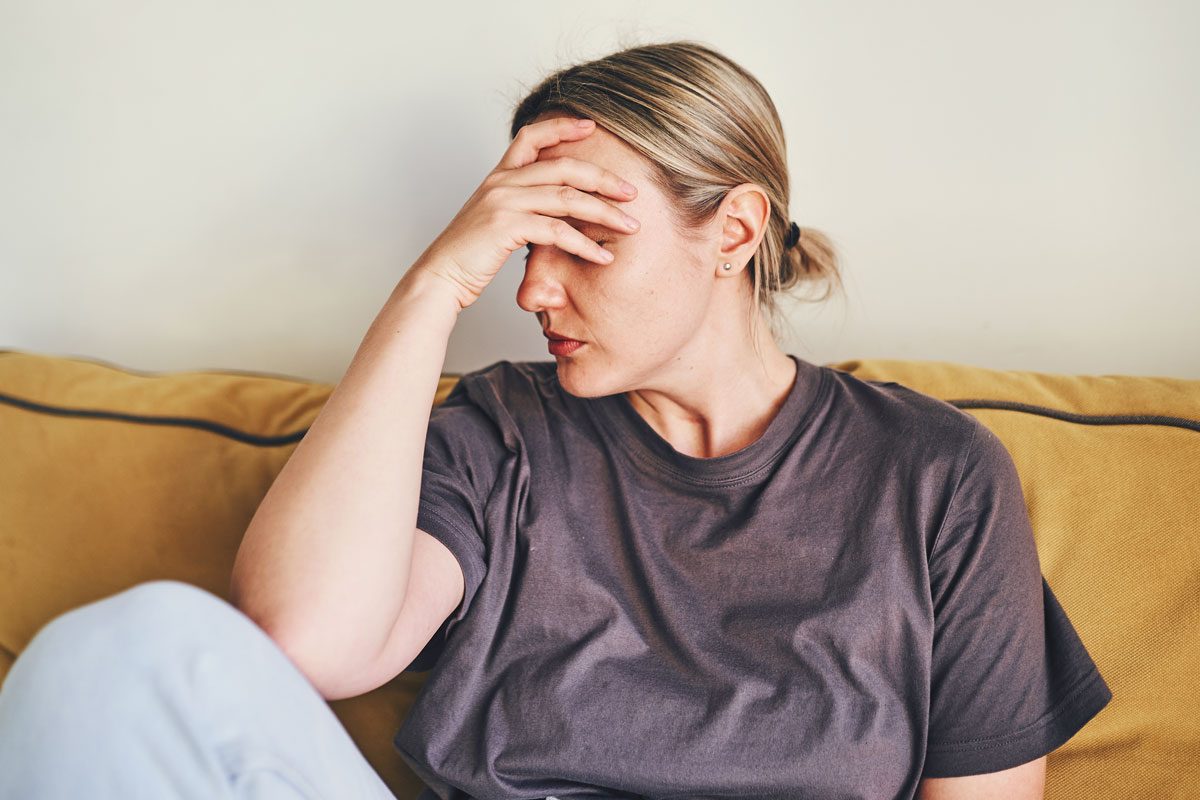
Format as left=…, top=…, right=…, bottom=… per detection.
left=393, top=355, right=1112, bottom=800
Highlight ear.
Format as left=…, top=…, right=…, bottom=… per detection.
left=716, top=184, right=771, bottom=271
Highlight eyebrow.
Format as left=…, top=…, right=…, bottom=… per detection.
left=562, top=217, right=630, bottom=235
left=563, top=188, right=635, bottom=234
left=524, top=219, right=627, bottom=253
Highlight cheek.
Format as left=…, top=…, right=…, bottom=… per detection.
left=589, top=242, right=702, bottom=328
left=615, top=264, right=693, bottom=329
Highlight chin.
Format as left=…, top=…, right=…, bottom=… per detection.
left=553, top=357, right=617, bottom=399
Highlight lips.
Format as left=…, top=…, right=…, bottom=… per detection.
left=547, top=338, right=585, bottom=356
left=543, top=331, right=583, bottom=343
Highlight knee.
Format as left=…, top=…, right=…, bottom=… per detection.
left=16, top=580, right=248, bottom=676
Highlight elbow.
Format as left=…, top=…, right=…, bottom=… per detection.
left=252, top=621, right=345, bottom=701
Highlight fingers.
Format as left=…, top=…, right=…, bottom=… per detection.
left=492, top=115, right=641, bottom=266
left=524, top=183, right=641, bottom=238
left=508, top=155, right=638, bottom=207
left=526, top=216, right=616, bottom=265
left=498, top=116, right=598, bottom=172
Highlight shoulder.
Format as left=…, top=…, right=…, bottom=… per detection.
left=822, top=368, right=1026, bottom=534
left=432, top=360, right=561, bottom=443
left=825, top=362, right=984, bottom=443
left=821, top=364, right=985, bottom=469
left=444, top=359, right=558, bottom=409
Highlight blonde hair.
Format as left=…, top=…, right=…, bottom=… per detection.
left=510, top=39, right=845, bottom=354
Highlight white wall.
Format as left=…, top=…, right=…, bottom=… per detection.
left=2, top=0, right=1196, bottom=383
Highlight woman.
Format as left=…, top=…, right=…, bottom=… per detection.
left=0, top=40, right=1110, bottom=800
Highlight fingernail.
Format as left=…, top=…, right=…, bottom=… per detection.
left=621, top=181, right=637, bottom=195
left=576, top=118, right=594, bottom=127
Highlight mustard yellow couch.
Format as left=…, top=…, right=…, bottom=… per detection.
left=1, top=348, right=1196, bottom=799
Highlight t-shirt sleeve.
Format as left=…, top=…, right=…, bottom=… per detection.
left=403, top=376, right=507, bottom=672
left=922, top=419, right=1113, bottom=777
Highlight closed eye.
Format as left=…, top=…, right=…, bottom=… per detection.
left=524, top=241, right=608, bottom=262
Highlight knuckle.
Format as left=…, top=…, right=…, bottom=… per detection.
left=548, top=217, right=570, bottom=237
left=486, top=182, right=510, bottom=201
left=483, top=186, right=514, bottom=215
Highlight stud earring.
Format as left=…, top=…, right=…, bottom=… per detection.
left=722, top=263, right=732, bottom=271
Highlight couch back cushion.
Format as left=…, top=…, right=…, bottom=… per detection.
left=0, top=348, right=457, bottom=799
left=1, top=348, right=1197, bottom=798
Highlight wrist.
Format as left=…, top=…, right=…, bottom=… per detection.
left=394, top=265, right=467, bottom=318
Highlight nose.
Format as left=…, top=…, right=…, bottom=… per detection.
left=515, top=246, right=571, bottom=315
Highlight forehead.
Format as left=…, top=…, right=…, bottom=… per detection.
left=530, top=112, right=646, bottom=187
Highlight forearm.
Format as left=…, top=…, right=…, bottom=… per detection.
left=229, top=264, right=461, bottom=681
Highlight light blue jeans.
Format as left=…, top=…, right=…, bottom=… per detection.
left=0, top=579, right=404, bottom=799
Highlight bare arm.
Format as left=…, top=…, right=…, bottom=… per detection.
left=228, top=115, right=641, bottom=698
left=916, top=756, right=1046, bottom=800
left=229, top=262, right=462, bottom=695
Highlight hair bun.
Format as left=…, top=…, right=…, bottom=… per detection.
left=784, top=221, right=801, bottom=249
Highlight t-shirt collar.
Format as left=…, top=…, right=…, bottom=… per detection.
left=585, top=353, right=829, bottom=485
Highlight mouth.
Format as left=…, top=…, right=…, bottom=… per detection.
left=547, top=338, right=586, bottom=356
left=543, top=330, right=584, bottom=344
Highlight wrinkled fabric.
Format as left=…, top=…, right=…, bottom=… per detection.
left=394, top=356, right=1111, bottom=800
left=0, top=580, right=400, bottom=799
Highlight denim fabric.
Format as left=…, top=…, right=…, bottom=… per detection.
left=0, top=579, right=401, bottom=799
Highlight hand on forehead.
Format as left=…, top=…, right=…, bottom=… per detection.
left=534, top=117, right=643, bottom=182
left=532, top=122, right=645, bottom=229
